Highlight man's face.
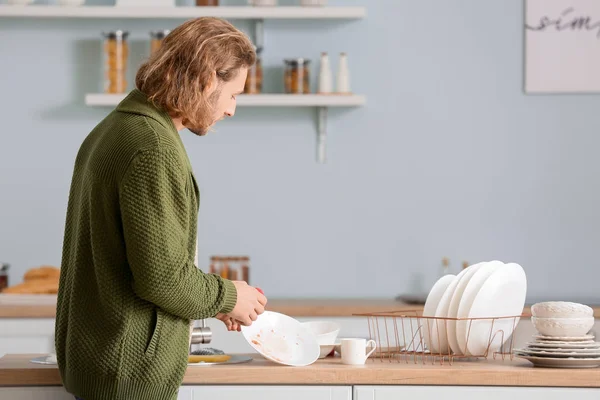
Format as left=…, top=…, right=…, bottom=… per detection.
left=188, top=67, right=248, bottom=136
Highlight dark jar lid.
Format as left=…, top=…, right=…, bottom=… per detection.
left=102, top=30, right=129, bottom=40
left=150, top=30, right=171, bottom=40
left=284, top=58, right=311, bottom=67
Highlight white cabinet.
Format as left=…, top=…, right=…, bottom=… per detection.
left=0, top=386, right=351, bottom=400
left=354, top=386, right=600, bottom=400
left=0, top=319, right=55, bottom=357
left=180, top=386, right=351, bottom=400
left=0, top=387, right=73, bottom=400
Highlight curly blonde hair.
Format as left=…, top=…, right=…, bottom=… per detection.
left=136, top=17, right=256, bottom=132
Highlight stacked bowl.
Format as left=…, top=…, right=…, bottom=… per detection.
left=514, top=301, right=600, bottom=368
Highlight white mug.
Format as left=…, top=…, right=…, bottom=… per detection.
left=341, top=338, right=376, bottom=365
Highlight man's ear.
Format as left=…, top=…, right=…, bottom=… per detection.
left=203, top=71, right=218, bottom=94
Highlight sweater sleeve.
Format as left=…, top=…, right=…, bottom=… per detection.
left=119, top=148, right=237, bottom=319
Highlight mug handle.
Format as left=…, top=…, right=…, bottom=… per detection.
left=365, top=339, right=377, bottom=358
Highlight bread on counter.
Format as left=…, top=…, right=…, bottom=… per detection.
left=1, top=265, right=60, bottom=294
left=23, top=266, right=60, bottom=282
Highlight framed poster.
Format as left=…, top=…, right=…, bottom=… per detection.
left=525, top=0, right=600, bottom=93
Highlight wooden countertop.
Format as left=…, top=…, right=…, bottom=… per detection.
left=1, top=353, right=600, bottom=388
left=1, top=297, right=600, bottom=318
left=0, top=298, right=415, bottom=318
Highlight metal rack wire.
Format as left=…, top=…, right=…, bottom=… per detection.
left=354, top=310, right=525, bottom=365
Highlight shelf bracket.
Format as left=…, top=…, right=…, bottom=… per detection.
left=317, top=106, right=327, bottom=164
left=254, top=19, right=264, bottom=50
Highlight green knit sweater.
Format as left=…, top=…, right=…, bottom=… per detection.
left=55, top=89, right=237, bottom=400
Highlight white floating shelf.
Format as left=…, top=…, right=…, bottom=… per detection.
left=85, top=93, right=365, bottom=164
left=85, top=93, right=366, bottom=107
left=0, top=5, right=366, bottom=19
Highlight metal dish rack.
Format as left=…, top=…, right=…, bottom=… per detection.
left=353, top=310, right=526, bottom=365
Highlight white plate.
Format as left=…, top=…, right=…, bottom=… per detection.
left=525, top=346, right=600, bottom=354
left=527, top=341, right=600, bottom=349
left=465, top=262, right=526, bottom=356
left=446, top=262, right=486, bottom=355
left=534, top=334, right=595, bottom=341
left=515, top=348, right=600, bottom=358
left=188, top=354, right=253, bottom=366
left=455, top=261, right=503, bottom=354
left=428, top=275, right=461, bottom=354
left=241, top=311, right=320, bottom=367
left=422, top=274, right=455, bottom=353
left=30, top=355, right=57, bottom=365
left=515, top=353, right=600, bottom=368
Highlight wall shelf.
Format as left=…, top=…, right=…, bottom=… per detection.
left=86, top=93, right=366, bottom=163
left=2, top=4, right=366, bottom=163
left=85, top=93, right=365, bottom=107
left=0, top=5, right=366, bottom=19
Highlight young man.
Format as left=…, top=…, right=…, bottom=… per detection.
left=55, top=17, right=267, bottom=400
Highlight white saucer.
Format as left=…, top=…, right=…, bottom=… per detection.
left=534, top=334, right=595, bottom=341
left=515, top=353, right=600, bottom=368
left=527, top=341, right=600, bottom=349
left=515, top=348, right=600, bottom=358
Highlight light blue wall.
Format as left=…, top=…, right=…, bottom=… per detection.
left=1, top=0, right=599, bottom=301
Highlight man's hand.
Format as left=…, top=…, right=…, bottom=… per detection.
left=229, top=281, right=267, bottom=326
left=216, top=313, right=241, bottom=332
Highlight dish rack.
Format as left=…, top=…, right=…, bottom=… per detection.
left=353, top=310, right=526, bottom=365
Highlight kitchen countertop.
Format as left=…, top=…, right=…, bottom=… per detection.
left=1, top=353, right=600, bottom=387
left=0, top=298, right=416, bottom=318
left=2, top=297, right=599, bottom=318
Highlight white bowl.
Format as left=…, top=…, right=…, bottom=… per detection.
left=241, top=311, right=320, bottom=367
left=302, top=321, right=340, bottom=345
left=318, top=344, right=335, bottom=359
left=531, top=301, right=594, bottom=318
left=531, top=316, right=595, bottom=337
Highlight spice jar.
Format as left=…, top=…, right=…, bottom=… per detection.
left=150, top=30, right=170, bottom=55
left=0, top=263, right=9, bottom=292
left=284, top=58, right=311, bottom=94
left=196, top=0, right=218, bottom=5
left=244, top=47, right=263, bottom=94
left=102, top=30, right=129, bottom=94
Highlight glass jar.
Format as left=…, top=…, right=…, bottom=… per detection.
left=244, top=47, right=263, bottom=94
left=102, top=30, right=129, bottom=94
left=0, top=263, right=9, bottom=292
left=150, top=30, right=170, bottom=55
left=284, top=58, right=311, bottom=94
left=196, top=0, right=219, bottom=5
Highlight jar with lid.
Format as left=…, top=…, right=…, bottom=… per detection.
left=196, top=0, right=219, bottom=5
left=244, top=47, right=263, bottom=94
left=0, top=263, right=9, bottom=292
left=102, top=30, right=129, bottom=94
left=284, top=58, right=311, bottom=94
left=150, top=30, right=170, bottom=55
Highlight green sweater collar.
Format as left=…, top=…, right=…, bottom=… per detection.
left=117, top=89, right=191, bottom=167
left=117, top=89, right=179, bottom=136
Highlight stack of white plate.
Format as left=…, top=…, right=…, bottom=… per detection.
left=422, top=260, right=527, bottom=357
left=514, top=301, right=600, bottom=368
left=514, top=336, right=600, bottom=368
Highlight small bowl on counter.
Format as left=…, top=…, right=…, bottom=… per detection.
left=530, top=301, right=595, bottom=337
left=302, top=321, right=340, bottom=358
left=531, top=316, right=594, bottom=337
left=531, top=301, right=594, bottom=319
